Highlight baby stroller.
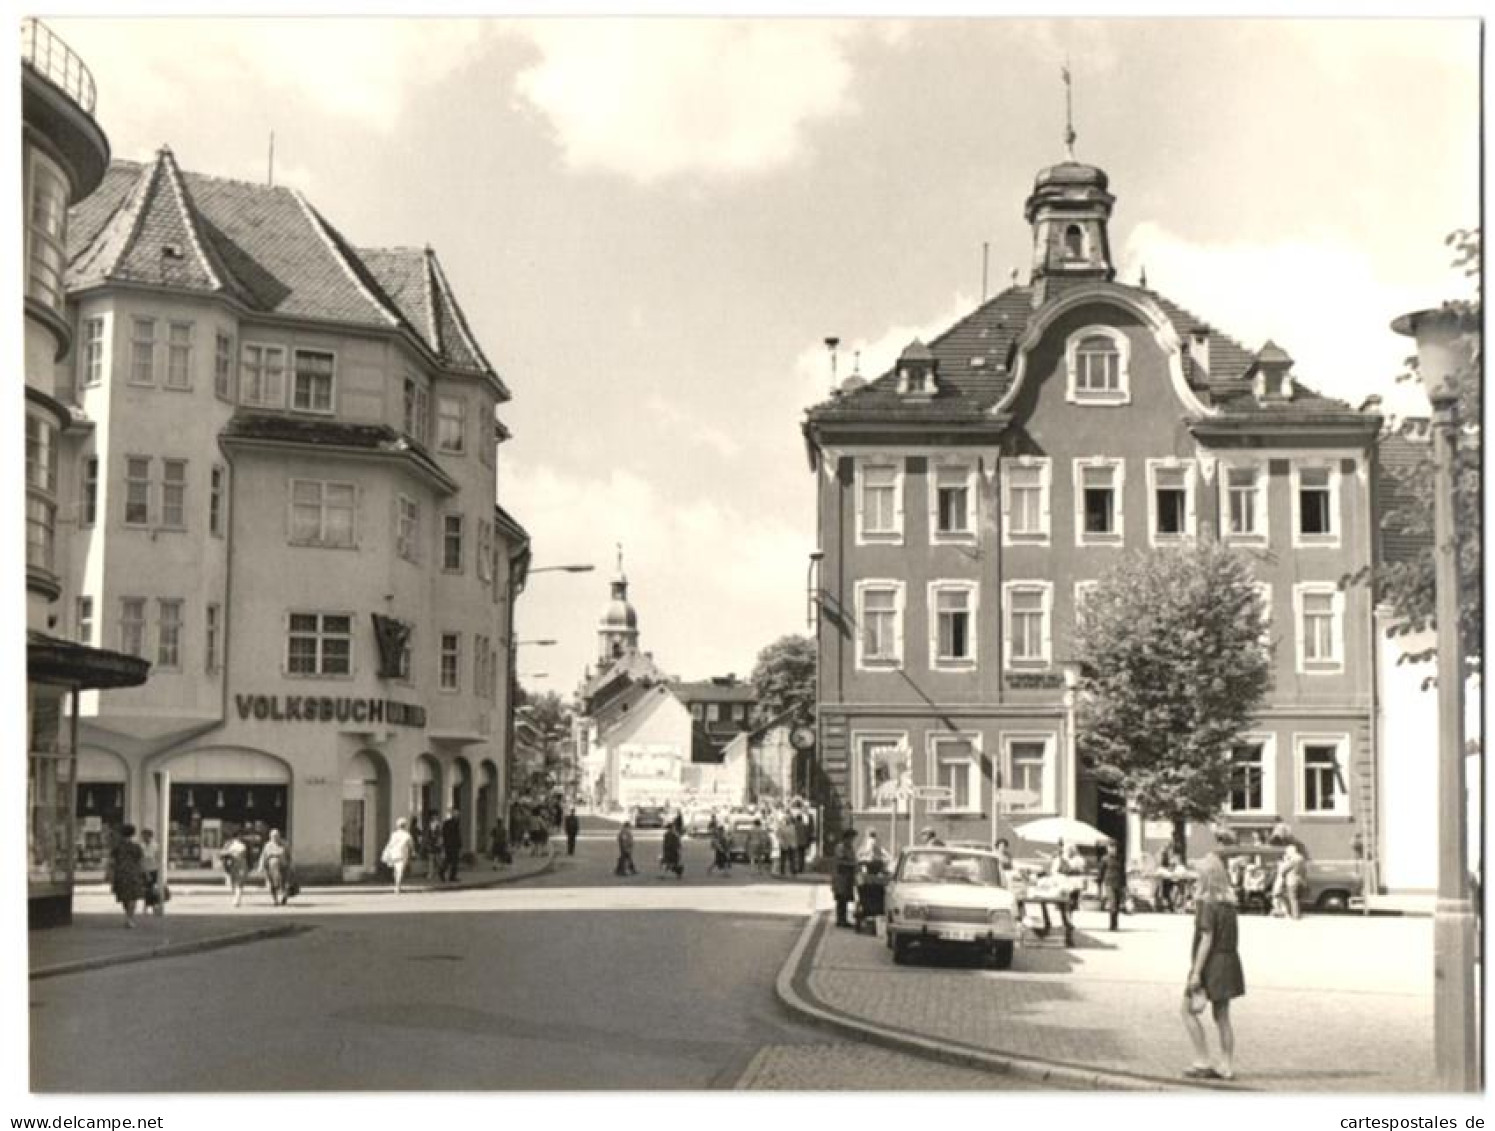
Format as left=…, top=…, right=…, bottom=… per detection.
left=853, top=861, right=889, bottom=933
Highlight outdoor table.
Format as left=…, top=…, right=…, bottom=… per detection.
left=1017, top=892, right=1074, bottom=947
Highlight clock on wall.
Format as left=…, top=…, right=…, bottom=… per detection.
left=790, top=726, right=816, bottom=751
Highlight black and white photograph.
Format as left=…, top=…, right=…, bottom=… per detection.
left=8, top=7, right=1485, bottom=1121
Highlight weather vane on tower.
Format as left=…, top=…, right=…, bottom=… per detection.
left=1062, top=56, right=1077, bottom=161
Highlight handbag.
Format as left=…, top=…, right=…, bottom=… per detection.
left=286, top=880, right=300, bottom=900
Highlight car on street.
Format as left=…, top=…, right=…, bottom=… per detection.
left=630, top=805, right=667, bottom=829
left=686, top=810, right=717, bottom=837
left=727, top=816, right=761, bottom=862
left=884, top=846, right=1020, bottom=968
left=1220, top=844, right=1365, bottom=913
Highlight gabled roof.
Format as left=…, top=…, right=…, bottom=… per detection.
left=668, top=679, right=756, bottom=705
left=67, top=151, right=503, bottom=388
left=805, top=280, right=1358, bottom=428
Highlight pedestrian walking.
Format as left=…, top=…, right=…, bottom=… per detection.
left=489, top=820, right=512, bottom=867
left=139, top=828, right=165, bottom=917
left=615, top=821, right=637, bottom=876
left=1279, top=842, right=1306, bottom=919
left=422, top=816, right=442, bottom=880
left=832, top=828, right=858, bottom=927
left=529, top=808, right=549, bottom=856
left=660, top=822, right=684, bottom=879
left=107, top=823, right=147, bottom=928
left=257, top=829, right=293, bottom=905
left=708, top=823, right=732, bottom=875
left=1099, top=840, right=1127, bottom=931
left=858, top=829, right=889, bottom=872
left=563, top=809, right=580, bottom=856
left=994, top=838, right=1014, bottom=874
left=382, top=817, right=415, bottom=893
left=440, top=807, right=462, bottom=882
left=775, top=812, right=796, bottom=876
left=1181, top=828, right=1245, bottom=1082
left=219, top=829, right=251, bottom=907
left=792, top=809, right=810, bottom=874
left=747, top=819, right=771, bottom=874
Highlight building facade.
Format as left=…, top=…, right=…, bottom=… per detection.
left=804, top=154, right=1382, bottom=866
left=23, top=19, right=151, bottom=925
left=56, top=147, right=526, bottom=883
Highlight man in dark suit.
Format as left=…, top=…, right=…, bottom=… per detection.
left=440, top=807, right=462, bottom=882
left=563, top=809, right=581, bottom=856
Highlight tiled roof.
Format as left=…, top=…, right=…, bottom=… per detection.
left=67, top=151, right=501, bottom=384
left=806, top=280, right=1358, bottom=425
left=668, top=679, right=756, bottom=704
left=1375, top=425, right=1433, bottom=567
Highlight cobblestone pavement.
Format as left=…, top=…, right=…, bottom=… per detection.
left=735, top=1043, right=1050, bottom=1090
left=805, top=908, right=1440, bottom=1091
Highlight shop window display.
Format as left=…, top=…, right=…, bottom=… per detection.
left=27, top=689, right=72, bottom=894
left=166, top=782, right=289, bottom=869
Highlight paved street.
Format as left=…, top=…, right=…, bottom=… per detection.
left=31, top=830, right=1042, bottom=1091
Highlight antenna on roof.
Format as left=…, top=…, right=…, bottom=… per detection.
left=981, top=242, right=990, bottom=302
left=1061, top=57, right=1077, bottom=161
left=267, top=130, right=275, bottom=187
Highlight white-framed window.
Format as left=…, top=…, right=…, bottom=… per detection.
left=160, top=459, right=187, bottom=529
left=1002, top=734, right=1057, bottom=813
left=442, top=514, right=464, bottom=572
left=209, top=464, right=226, bottom=538
left=214, top=332, right=234, bottom=401
left=205, top=602, right=221, bottom=674
left=26, top=151, right=68, bottom=312
left=930, top=460, right=976, bottom=543
left=165, top=322, right=193, bottom=390
left=403, top=375, right=430, bottom=444
left=708, top=703, right=724, bottom=723
left=929, top=581, right=978, bottom=669
left=396, top=495, right=420, bottom=563
left=240, top=343, right=286, bottom=408
left=81, top=317, right=106, bottom=387
left=1294, top=583, right=1344, bottom=673
left=120, top=598, right=147, bottom=658
left=286, top=612, right=354, bottom=677
left=1295, top=734, right=1350, bottom=816
left=1003, top=581, right=1052, bottom=667
left=25, top=496, right=54, bottom=572
left=129, top=318, right=157, bottom=385
left=76, top=596, right=93, bottom=645
left=855, top=459, right=904, bottom=545
left=25, top=414, right=57, bottom=495
left=440, top=632, right=461, bottom=691
left=855, top=731, right=910, bottom=812
left=1065, top=326, right=1130, bottom=404
left=734, top=703, right=748, bottom=722
left=929, top=732, right=981, bottom=813
left=1226, top=734, right=1276, bottom=815
left=81, top=456, right=98, bottom=527
left=156, top=599, right=183, bottom=669
left=1074, top=458, right=1125, bottom=545
left=291, top=349, right=336, bottom=414
left=1147, top=459, right=1196, bottom=544
left=1222, top=462, right=1268, bottom=543
left=854, top=579, right=905, bottom=669
left=1001, top=457, right=1051, bottom=545
left=124, top=457, right=151, bottom=527
left=436, top=395, right=466, bottom=453
left=1292, top=461, right=1341, bottom=548
left=288, top=479, right=356, bottom=548
left=477, top=520, right=493, bottom=582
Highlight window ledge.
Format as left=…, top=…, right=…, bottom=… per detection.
left=932, top=661, right=978, bottom=672
left=857, top=532, right=905, bottom=547
left=1078, top=535, right=1123, bottom=547
left=931, top=532, right=977, bottom=545
left=1067, top=392, right=1132, bottom=406
left=288, top=541, right=360, bottom=552
left=281, top=672, right=357, bottom=681
left=1004, top=532, right=1050, bottom=546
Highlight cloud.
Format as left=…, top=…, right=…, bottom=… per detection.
left=792, top=290, right=978, bottom=407
left=56, top=19, right=491, bottom=131
left=504, top=460, right=808, bottom=689
left=511, top=20, right=871, bottom=183
left=643, top=396, right=742, bottom=459
left=1119, top=222, right=1458, bottom=417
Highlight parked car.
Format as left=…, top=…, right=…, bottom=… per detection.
left=884, top=846, right=1021, bottom=968
left=630, top=805, right=667, bottom=829
left=1220, top=844, right=1364, bottom=913
left=727, top=817, right=760, bottom=862
left=685, top=810, right=717, bottom=837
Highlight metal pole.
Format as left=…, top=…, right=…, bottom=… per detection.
left=1431, top=398, right=1478, bottom=1091
left=159, top=770, right=171, bottom=912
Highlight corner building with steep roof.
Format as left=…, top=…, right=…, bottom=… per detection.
left=56, top=149, right=528, bottom=883
left=804, top=155, right=1384, bottom=873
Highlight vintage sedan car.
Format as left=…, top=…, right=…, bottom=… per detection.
left=884, top=846, right=1020, bottom=968
left=630, top=805, right=667, bottom=829
left=1219, top=844, right=1364, bottom=913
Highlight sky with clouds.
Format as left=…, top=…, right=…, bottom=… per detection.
left=49, top=16, right=1480, bottom=699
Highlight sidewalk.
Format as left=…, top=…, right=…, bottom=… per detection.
left=781, top=905, right=1440, bottom=1092
left=37, top=851, right=555, bottom=979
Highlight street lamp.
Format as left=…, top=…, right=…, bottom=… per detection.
left=1391, top=303, right=1480, bottom=1092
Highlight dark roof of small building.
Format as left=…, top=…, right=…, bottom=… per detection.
left=68, top=151, right=504, bottom=391
left=668, top=678, right=756, bottom=705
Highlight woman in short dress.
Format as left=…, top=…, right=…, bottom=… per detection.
left=382, top=817, right=416, bottom=893
left=257, top=829, right=292, bottom=905
left=109, top=824, right=148, bottom=928
left=1181, top=831, right=1246, bottom=1081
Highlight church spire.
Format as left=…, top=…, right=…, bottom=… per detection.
left=1062, top=58, right=1076, bottom=161
left=598, top=542, right=640, bottom=663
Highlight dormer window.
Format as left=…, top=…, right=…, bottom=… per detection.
left=1065, top=326, right=1130, bottom=404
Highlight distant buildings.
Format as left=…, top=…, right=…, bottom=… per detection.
left=803, top=149, right=1385, bottom=867
left=48, top=135, right=528, bottom=882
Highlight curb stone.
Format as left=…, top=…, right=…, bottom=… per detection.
left=31, top=923, right=307, bottom=980
left=774, top=911, right=1241, bottom=1093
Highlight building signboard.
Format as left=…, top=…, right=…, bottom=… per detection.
left=233, top=693, right=427, bottom=728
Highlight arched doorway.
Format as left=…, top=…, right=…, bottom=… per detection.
left=411, top=754, right=443, bottom=827
left=477, top=760, right=499, bottom=846
left=343, top=749, right=391, bottom=881
left=451, top=757, right=472, bottom=851
left=155, top=747, right=292, bottom=872
left=74, top=747, right=128, bottom=871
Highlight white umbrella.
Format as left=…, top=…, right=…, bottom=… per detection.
left=1012, top=816, right=1111, bottom=847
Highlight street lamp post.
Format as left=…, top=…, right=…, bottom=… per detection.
left=1391, top=304, right=1480, bottom=1092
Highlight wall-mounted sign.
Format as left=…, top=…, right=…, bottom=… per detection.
left=1006, top=672, right=1065, bottom=690
left=234, top=694, right=426, bottom=729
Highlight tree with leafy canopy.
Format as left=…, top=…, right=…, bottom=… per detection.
left=1074, top=542, right=1273, bottom=857
left=748, top=634, right=816, bottom=730
left=1356, top=227, right=1482, bottom=678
